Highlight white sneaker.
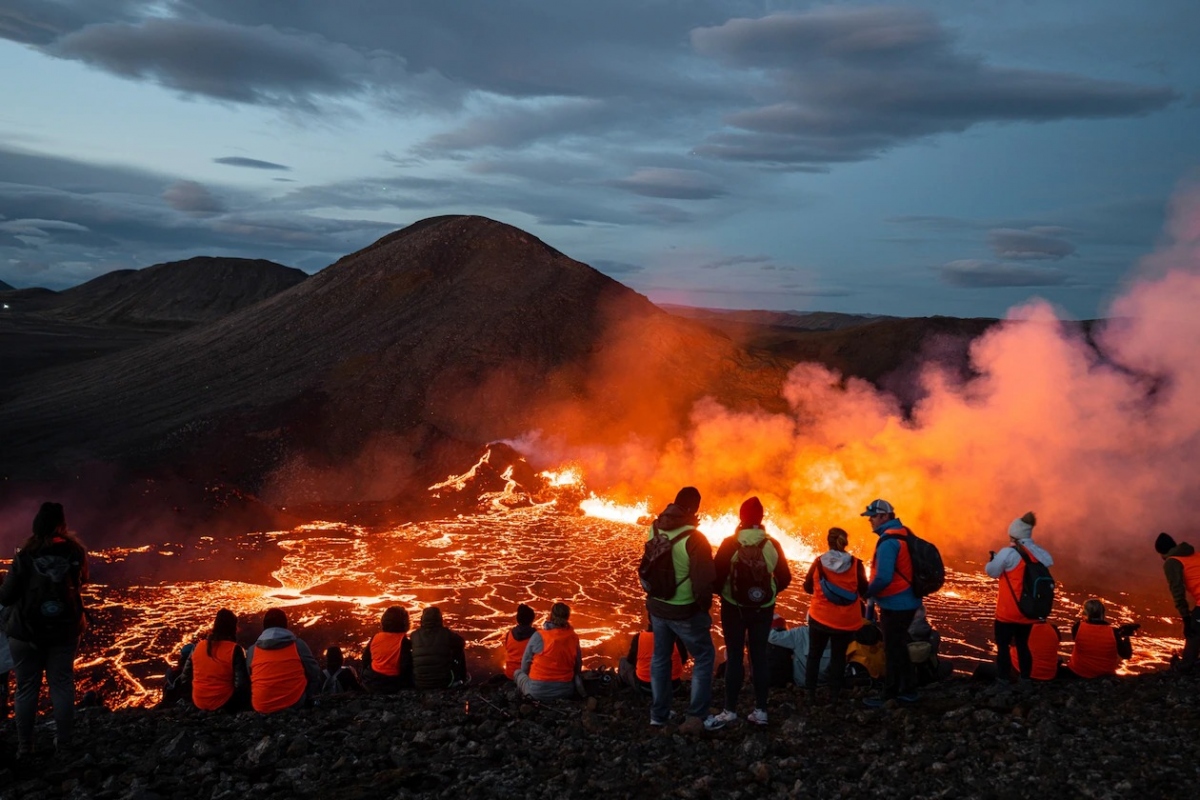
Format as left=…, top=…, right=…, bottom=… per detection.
left=747, top=708, right=769, bottom=726
left=703, top=709, right=738, bottom=730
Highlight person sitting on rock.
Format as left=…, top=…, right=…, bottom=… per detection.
left=160, top=641, right=196, bottom=708
left=362, top=606, right=412, bottom=693
left=766, top=613, right=794, bottom=688
left=1061, top=599, right=1133, bottom=679
left=321, top=646, right=363, bottom=694
left=181, top=608, right=249, bottom=711
left=767, top=618, right=832, bottom=690
left=410, top=606, right=468, bottom=689
left=908, top=603, right=955, bottom=685
left=246, top=608, right=321, bottom=713
left=501, top=603, right=538, bottom=681
left=619, top=619, right=688, bottom=694
left=1012, top=620, right=1062, bottom=681
left=514, top=602, right=584, bottom=701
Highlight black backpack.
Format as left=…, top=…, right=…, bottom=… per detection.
left=881, top=529, right=945, bottom=598
left=638, top=526, right=692, bottom=600
left=18, top=548, right=85, bottom=642
left=1007, top=543, right=1055, bottom=620
left=730, top=540, right=773, bottom=607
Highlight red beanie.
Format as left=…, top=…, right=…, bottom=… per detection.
left=739, top=496, right=764, bottom=526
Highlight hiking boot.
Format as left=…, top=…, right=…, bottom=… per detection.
left=703, top=709, right=737, bottom=731
left=862, top=695, right=890, bottom=709
left=896, top=691, right=919, bottom=704
left=649, top=717, right=668, bottom=728
left=678, top=716, right=706, bottom=736
left=747, top=708, right=769, bottom=726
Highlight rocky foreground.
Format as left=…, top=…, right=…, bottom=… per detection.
left=2, top=672, right=1198, bottom=800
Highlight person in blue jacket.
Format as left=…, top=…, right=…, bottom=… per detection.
left=861, top=498, right=921, bottom=707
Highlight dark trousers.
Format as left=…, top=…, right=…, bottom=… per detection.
left=1183, top=608, right=1200, bottom=672
left=880, top=608, right=917, bottom=698
left=719, top=602, right=773, bottom=711
left=995, top=621, right=1033, bottom=681
left=10, top=638, right=77, bottom=748
left=807, top=619, right=855, bottom=698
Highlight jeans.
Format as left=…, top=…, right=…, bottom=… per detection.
left=880, top=608, right=917, bottom=698
left=650, top=611, right=714, bottom=721
left=807, top=619, right=855, bottom=698
left=1180, top=607, right=1200, bottom=672
left=719, top=602, right=772, bottom=711
left=10, top=638, right=77, bottom=748
left=995, top=621, right=1033, bottom=681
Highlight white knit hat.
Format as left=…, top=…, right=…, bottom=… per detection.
left=1008, top=511, right=1036, bottom=540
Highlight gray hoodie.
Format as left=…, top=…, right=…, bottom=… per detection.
left=245, top=626, right=321, bottom=702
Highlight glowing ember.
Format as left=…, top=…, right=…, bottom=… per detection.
left=540, top=465, right=583, bottom=487
left=578, top=494, right=649, bottom=525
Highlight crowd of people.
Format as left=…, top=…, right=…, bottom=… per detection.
left=1, top=492, right=1197, bottom=756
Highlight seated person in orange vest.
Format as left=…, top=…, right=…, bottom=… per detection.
left=246, top=608, right=321, bottom=713
left=410, top=606, right=468, bottom=689
left=618, top=620, right=689, bottom=693
left=181, top=608, right=249, bottom=711
left=514, top=602, right=584, bottom=701
left=1061, top=599, right=1134, bottom=679
left=502, top=603, right=538, bottom=681
left=1010, top=621, right=1062, bottom=681
left=321, top=646, right=363, bottom=694
left=362, top=606, right=413, bottom=693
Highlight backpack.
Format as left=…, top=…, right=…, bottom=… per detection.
left=730, top=540, right=773, bottom=607
left=638, top=526, right=692, bottom=600
left=18, top=547, right=85, bottom=642
left=881, top=529, right=945, bottom=598
left=816, top=560, right=859, bottom=606
left=1007, top=543, right=1055, bottom=620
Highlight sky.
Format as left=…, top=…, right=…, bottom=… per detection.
left=0, top=1, right=1196, bottom=317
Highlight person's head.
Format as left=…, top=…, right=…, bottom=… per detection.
left=211, top=608, right=238, bottom=641
left=325, top=646, right=344, bottom=671
left=860, top=499, right=895, bottom=528
left=263, top=608, right=288, bottom=631
left=420, top=606, right=444, bottom=628
left=1155, top=532, right=1177, bottom=560
left=381, top=606, right=410, bottom=633
left=827, top=527, right=849, bottom=552
left=32, top=502, right=66, bottom=539
left=1083, top=599, right=1106, bottom=623
left=550, top=602, right=570, bottom=626
left=673, top=486, right=701, bottom=517
left=1008, top=511, right=1036, bottom=541
left=516, top=603, right=535, bottom=627
left=739, top=496, right=764, bottom=528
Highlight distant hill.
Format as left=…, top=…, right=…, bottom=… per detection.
left=660, top=304, right=889, bottom=332
left=0, top=278, right=12, bottom=291
left=0, top=216, right=791, bottom=491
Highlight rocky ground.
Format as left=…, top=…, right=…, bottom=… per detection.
left=2, top=671, right=1197, bottom=800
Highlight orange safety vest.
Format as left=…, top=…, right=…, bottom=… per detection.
left=873, top=529, right=913, bottom=597
left=995, top=548, right=1042, bottom=623
left=1068, top=622, right=1120, bottom=678
left=1171, top=552, right=1200, bottom=602
left=192, top=639, right=237, bottom=711
left=503, top=630, right=531, bottom=680
left=528, top=626, right=579, bottom=683
left=809, top=557, right=864, bottom=632
left=635, top=631, right=683, bottom=683
left=1010, top=622, right=1060, bottom=680
left=250, top=642, right=307, bottom=713
left=369, top=631, right=406, bottom=677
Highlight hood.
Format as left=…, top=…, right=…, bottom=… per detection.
left=819, top=550, right=853, bottom=573
left=420, top=607, right=444, bottom=629
left=1167, top=542, right=1196, bottom=559
left=254, top=626, right=297, bottom=650
left=873, top=518, right=904, bottom=536
left=654, top=503, right=696, bottom=532
left=736, top=526, right=766, bottom=546
left=543, top=620, right=572, bottom=631
left=510, top=623, right=536, bottom=642
left=1014, top=539, right=1054, bottom=567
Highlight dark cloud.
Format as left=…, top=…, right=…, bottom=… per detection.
left=0, top=0, right=141, bottom=46
left=609, top=167, right=726, bottom=200
left=988, top=227, right=1075, bottom=260
left=699, top=254, right=772, bottom=270
left=690, top=7, right=1178, bottom=167
left=418, top=98, right=611, bottom=154
left=937, top=259, right=1070, bottom=288
left=214, top=156, right=291, bottom=171
left=632, top=203, right=696, bottom=226
left=163, top=180, right=224, bottom=215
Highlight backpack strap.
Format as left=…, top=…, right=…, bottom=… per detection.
left=877, top=532, right=913, bottom=588
left=655, top=524, right=696, bottom=592
left=1002, top=543, right=1033, bottom=608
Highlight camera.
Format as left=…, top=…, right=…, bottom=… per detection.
left=1116, top=623, right=1140, bottom=637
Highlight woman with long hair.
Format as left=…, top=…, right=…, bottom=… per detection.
left=0, top=502, right=89, bottom=759
left=180, top=608, right=249, bottom=711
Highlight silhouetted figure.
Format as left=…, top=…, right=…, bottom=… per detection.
left=0, top=607, right=13, bottom=721
left=410, top=607, right=467, bottom=689
left=161, top=641, right=196, bottom=707
left=181, top=608, right=249, bottom=711
left=321, top=646, right=363, bottom=694
left=362, top=606, right=412, bottom=693
left=246, top=608, right=321, bottom=713
left=1156, top=532, right=1199, bottom=673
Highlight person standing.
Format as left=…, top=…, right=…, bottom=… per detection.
left=642, top=486, right=717, bottom=734
left=707, top=497, right=791, bottom=729
left=861, top=498, right=921, bottom=706
left=1154, top=532, right=1199, bottom=673
left=802, top=527, right=868, bottom=705
left=985, top=512, right=1054, bottom=688
left=0, top=502, right=89, bottom=759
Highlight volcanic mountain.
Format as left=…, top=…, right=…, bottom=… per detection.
left=0, top=216, right=791, bottom=494
left=0, top=277, right=12, bottom=291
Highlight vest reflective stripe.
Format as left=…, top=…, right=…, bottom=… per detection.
left=1010, top=622, right=1059, bottom=680
left=648, top=525, right=697, bottom=606
left=1068, top=622, right=1120, bottom=678
left=873, top=530, right=913, bottom=597
left=192, top=639, right=236, bottom=711
left=250, top=642, right=306, bottom=713
left=528, top=626, right=578, bottom=683
left=808, top=557, right=863, bottom=632
left=995, top=551, right=1035, bottom=623
left=369, top=631, right=406, bottom=677
left=1174, top=552, right=1200, bottom=602
left=503, top=631, right=529, bottom=680
left=635, top=631, right=682, bottom=683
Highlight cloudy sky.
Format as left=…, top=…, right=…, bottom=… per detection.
left=0, top=1, right=1196, bottom=317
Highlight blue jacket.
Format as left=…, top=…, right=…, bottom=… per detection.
left=865, top=519, right=920, bottom=611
